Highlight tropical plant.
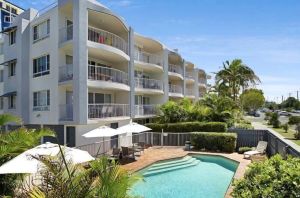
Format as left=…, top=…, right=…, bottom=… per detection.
left=20, top=155, right=140, bottom=198
left=0, top=114, right=55, bottom=197
left=240, top=89, right=265, bottom=113
left=232, top=155, right=300, bottom=197
left=0, top=114, right=21, bottom=133
left=159, top=100, right=188, bottom=123
left=215, top=59, right=260, bottom=101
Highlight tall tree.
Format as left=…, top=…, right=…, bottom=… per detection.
left=215, top=59, right=260, bottom=101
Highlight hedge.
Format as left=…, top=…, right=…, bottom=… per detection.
left=145, top=122, right=227, bottom=133
left=191, top=132, right=237, bottom=153
left=288, top=116, right=300, bottom=125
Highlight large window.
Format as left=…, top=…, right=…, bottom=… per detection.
left=33, top=90, right=50, bottom=111
left=0, top=70, right=3, bottom=82
left=88, top=93, right=112, bottom=104
left=33, top=55, right=50, bottom=77
left=8, top=61, right=16, bottom=77
left=9, top=30, right=16, bottom=45
left=33, top=19, right=50, bottom=42
left=8, top=95, right=16, bottom=109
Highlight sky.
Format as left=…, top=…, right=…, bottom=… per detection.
left=13, top=0, right=300, bottom=102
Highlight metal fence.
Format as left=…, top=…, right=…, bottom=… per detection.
left=76, top=130, right=300, bottom=158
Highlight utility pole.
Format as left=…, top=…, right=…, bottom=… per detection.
left=297, top=90, right=299, bottom=101
left=282, top=95, right=284, bottom=103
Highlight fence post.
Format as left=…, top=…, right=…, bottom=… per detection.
left=151, top=132, right=153, bottom=145
left=177, top=133, right=180, bottom=146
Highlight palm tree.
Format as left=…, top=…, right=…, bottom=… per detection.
left=0, top=114, right=21, bottom=134
left=21, top=156, right=140, bottom=198
left=215, top=59, right=260, bottom=101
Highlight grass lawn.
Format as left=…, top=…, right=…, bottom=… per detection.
left=269, top=126, right=300, bottom=146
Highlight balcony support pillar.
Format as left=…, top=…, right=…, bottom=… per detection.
left=73, top=0, right=88, bottom=124
left=162, top=49, right=169, bottom=103
left=129, top=27, right=135, bottom=119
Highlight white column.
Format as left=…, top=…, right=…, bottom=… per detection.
left=128, top=27, right=135, bottom=119
left=183, top=59, right=186, bottom=96
left=72, top=0, right=88, bottom=124
left=162, top=49, right=169, bottom=103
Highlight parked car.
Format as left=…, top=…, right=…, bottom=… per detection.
left=279, top=111, right=291, bottom=116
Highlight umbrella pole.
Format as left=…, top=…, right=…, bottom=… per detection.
left=96, top=140, right=102, bottom=157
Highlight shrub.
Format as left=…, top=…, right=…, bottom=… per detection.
left=295, top=124, right=300, bottom=140
left=191, top=132, right=237, bottom=153
left=288, top=116, right=300, bottom=125
left=234, top=123, right=254, bottom=130
left=145, top=122, right=227, bottom=133
left=232, top=155, right=300, bottom=197
left=238, top=147, right=252, bottom=154
left=281, top=123, right=289, bottom=133
left=268, top=113, right=280, bottom=128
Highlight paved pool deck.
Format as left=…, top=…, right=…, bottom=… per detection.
left=121, top=146, right=251, bottom=198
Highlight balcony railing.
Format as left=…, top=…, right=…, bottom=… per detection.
left=185, top=72, right=194, bottom=79
left=88, top=104, right=129, bottom=119
left=59, top=104, right=73, bottom=121
left=199, top=79, right=206, bottom=85
left=135, top=105, right=157, bottom=116
left=186, top=88, right=194, bottom=96
left=169, top=84, right=183, bottom=94
left=59, top=64, right=73, bottom=82
left=134, top=51, right=162, bottom=66
left=88, top=27, right=128, bottom=55
left=59, top=24, right=73, bottom=43
left=88, top=65, right=129, bottom=85
left=168, top=64, right=183, bottom=75
left=135, top=77, right=163, bottom=91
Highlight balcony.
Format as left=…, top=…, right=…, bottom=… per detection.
left=135, top=105, right=158, bottom=118
left=59, top=104, right=73, bottom=121
left=88, top=65, right=129, bottom=91
left=198, top=79, right=207, bottom=87
left=88, top=104, right=129, bottom=120
left=168, top=64, right=183, bottom=80
left=135, top=77, right=163, bottom=94
left=169, top=84, right=183, bottom=98
left=186, top=88, right=195, bottom=98
left=88, top=27, right=128, bottom=55
left=59, top=25, right=73, bottom=44
left=59, top=64, right=73, bottom=82
left=185, top=71, right=195, bottom=83
left=134, top=51, right=163, bottom=72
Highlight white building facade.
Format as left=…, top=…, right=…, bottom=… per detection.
left=0, top=0, right=210, bottom=147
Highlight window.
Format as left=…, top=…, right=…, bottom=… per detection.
left=11, top=8, right=17, bottom=14
left=8, top=95, right=16, bottom=109
left=88, top=93, right=111, bottom=104
left=33, top=19, right=50, bottom=42
left=0, top=70, right=3, bottom=82
left=33, top=55, right=50, bottom=77
left=0, top=97, right=3, bottom=110
left=9, top=30, right=16, bottom=45
left=4, top=15, right=12, bottom=23
left=8, top=61, right=16, bottom=77
left=33, top=90, right=50, bottom=111
left=6, top=5, right=10, bottom=11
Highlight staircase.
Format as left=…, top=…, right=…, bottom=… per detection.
left=143, top=156, right=200, bottom=177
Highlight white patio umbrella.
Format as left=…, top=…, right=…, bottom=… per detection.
left=0, top=142, right=94, bottom=174
left=82, top=126, right=122, bottom=138
left=116, top=121, right=152, bottom=134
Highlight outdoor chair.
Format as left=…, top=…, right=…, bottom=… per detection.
left=121, top=146, right=134, bottom=158
left=244, top=141, right=268, bottom=159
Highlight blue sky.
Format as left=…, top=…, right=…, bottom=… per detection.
left=14, top=0, right=300, bottom=102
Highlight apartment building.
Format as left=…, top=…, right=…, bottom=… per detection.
left=0, top=0, right=210, bottom=147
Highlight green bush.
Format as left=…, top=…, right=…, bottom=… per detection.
left=145, top=122, right=227, bottom=133
left=238, top=147, right=252, bottom=154
left=268, top=113, right=280, bottom=128
left=295, top=124, right=300, bottom=140
left=281, top=123, right=289, bottom=133
left=234, top=123, right=254, bottom=130
left=288, top=116, right=300, bottom=125
left=191, top=132, right=236, bottom=153
left=232, top=155, right=300, bottom=197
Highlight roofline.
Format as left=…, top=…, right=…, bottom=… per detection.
left=2, top=0, right=25, bottom=11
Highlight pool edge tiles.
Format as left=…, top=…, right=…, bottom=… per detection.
left=130, top=154, right=239, bottom=198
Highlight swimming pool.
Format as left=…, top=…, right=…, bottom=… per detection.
left=131, top=154, right=239, bottom=198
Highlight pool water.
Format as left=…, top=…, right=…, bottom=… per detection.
left=130, top=155, right=239, bottom=198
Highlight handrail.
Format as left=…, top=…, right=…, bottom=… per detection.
left=135, top=104, right=158, bottom=116
left=168, top=64, right=183, bottom=75
left=135, top=77, right=163, bottom=90
left=88, top=103, right=129, bottom=119
left=169, top=84, right=183, bottom=94
left=88, top=65, right=129, bottom=85
left=88, top=27, right=128, bottom=54
left=134, top=51, right=162, bottom=66
left=59, top=64, right=73, bottom=82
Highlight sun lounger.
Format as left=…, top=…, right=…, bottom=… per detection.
left=244, top=141, right=268, bottom=159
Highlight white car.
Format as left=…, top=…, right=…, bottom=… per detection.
left=279, top=111, right=290, bottom=116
